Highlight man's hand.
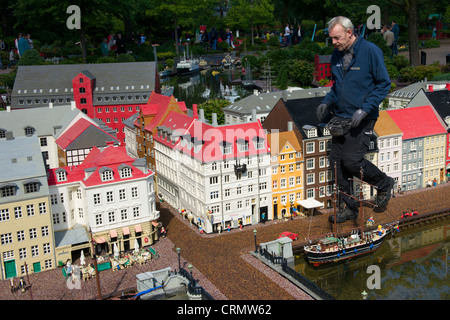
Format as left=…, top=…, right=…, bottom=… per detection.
left=316, top=104, right=329, bottom=122
left=350, top=109, right=368, bottom=128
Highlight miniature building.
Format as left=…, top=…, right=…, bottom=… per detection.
left=47, top=144, right=159, bottom=263
left=0, top=104, right=119, bottom=170
left=314, top=54, right=332, bottom=82
left=0, top=134, right=55, bottom=279
left=11, top=62, right=160, bottom=144
left=264, top=96, right=333, bottom=209
left=154, top=110, right=271, bottom=233
left=387, top=105, right=447, bottom=189
left=267, top=123, right=304, bottom=219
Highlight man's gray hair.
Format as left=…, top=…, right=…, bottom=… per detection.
left=328, top=16, right=354, bottom=33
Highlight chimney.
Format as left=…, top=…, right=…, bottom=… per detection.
left=6, top=106, right=11, bottom=112
left=193, top=104, right=198, bottom=119
left=5, top=131, right=14, bottom=140
left=253, top=89, right=259, bottom=96
left=251, top=109, right=257, bottom=122
left=212, top=113, right=218, bottom=126
left=446, top=83, right=450, bottom=91
left=428, top=85, right=434, bottom=92
left=199, top=109, right=205, bottom=122
left=70, top=100, right=76, bottom=110
left=287, top=121, right=293, bottom=131
left=49, top=102, right=54, bottom=109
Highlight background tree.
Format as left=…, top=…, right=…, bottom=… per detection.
left=227, top=0, right=274, bottom=45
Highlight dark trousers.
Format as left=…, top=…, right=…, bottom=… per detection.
left=330, top=119, right=389, bottom=211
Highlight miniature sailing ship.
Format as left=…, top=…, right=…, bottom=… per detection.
left=303, top=168, right=395, bottom=266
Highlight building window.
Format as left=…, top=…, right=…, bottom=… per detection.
left=24, top=126, right=35, bottom=136
left=93, top=193, right=101, bottom=205
left=106, top=191, right=114, bottom=203
left=80, top=98, right=86, bottom=104
left=24, top=182, right=39, bottom=194
left=101, top=169, right=114, bottom=181
left=306, top=142, right=314, bottom=153
left=1, top=185, right=16, bottom=197
left=120, top=166, right=132, bottom=178
left=95, top=213, right=103, bottom=225
left=79, top=87, right=85, bottom=93
left=57, top=170, right=67, bottom=182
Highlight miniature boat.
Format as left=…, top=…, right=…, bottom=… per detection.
left=304, top=225, right=390, bottom=266
left=303, top=166, right=396, bottom=266
left=177, top=49, right=200, bottom=76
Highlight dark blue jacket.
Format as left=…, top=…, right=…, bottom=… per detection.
left=321, top=37, right=391, bottom=120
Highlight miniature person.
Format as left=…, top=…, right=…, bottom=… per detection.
left=316, top=16, right=393, bottom=223
left=160, top=227, right=166, bottom=238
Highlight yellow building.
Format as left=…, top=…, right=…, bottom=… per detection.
left=0, top=135, right=55, bottom=279
left=423, top=134, right=447, bottom=187
left=268, top=130, right=303, bottom=220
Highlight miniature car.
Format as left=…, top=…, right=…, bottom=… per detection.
left=400, top=210, right=419, bottom=219
left=278, top=231, right=298, bottom=241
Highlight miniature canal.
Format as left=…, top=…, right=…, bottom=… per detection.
left=161, top=67, right=253, bottom=107
left=294, top=219, right=450, bottom=300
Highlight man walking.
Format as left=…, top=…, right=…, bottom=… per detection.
left=382, top=25, right=394, bottom=58
left=316, top=16, right=393, bottom=223
left=391, top=21, right=399, bottom=56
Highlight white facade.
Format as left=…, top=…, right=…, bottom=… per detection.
left=377, top=134, right=403, bottom=189
left=155, top=141, right=271, bottom=233
left=50, top=169, right=158, bottom=234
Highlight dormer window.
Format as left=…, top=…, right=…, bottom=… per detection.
left=24, top=126, right=35, bottom=137
left=100, top=167, right=114, bottom=181
left=307, top=128, right=317, bottom=138
left=237, top=139, right=249, bottom=152
left=253, top=136, right=265, bottom=150
left=0, top=183, right=17, bottom=197
left=56, top=169, right=67, bottom=182
left=323, top=127, right=331, bottom=136
left=118, top=165, right=132, bottom=178
left=23, top=179, right=40, bottom=193
left=220, top=141, right=233, bottom=155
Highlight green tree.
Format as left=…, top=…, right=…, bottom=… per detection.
left=288, top=60, right=314, bottom=87
left=227, top=0, right=274, bottom=45
left=198, top=99, right=230, bottom=125
left=17, top=49, right=46, bottom=66
left=145, top=0, right=210, bottom=55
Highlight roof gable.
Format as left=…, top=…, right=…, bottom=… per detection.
left=55, top=118, right=119, bottom=150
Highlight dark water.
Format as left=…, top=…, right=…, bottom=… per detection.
left=294, top=219, right=450, bottom=300
left=161, top=68, right=252, bottom=107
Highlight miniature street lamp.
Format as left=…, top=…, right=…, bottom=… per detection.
left=176, top=247, right=181, bottom=270
left=361, top=290, right=368, bottom=300
left=253, top=229, right=258, bottom=253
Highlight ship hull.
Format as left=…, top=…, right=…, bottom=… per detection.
left=177, top=64, right=200, bottom=76
left=304, top=234, right=386, bottom=265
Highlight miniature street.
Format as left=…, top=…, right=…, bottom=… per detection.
left=0, top=181, right=448, bottom=300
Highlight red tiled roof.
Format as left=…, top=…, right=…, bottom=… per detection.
left=48, top=145, right=153, bottom=187
left=154, top=111, right=269, bottom=163
left=386, top=105, right=447, bottom=140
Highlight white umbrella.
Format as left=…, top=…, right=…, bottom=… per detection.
left=114, top=243, right=119, bottom=258
left=134, top=239, right=140, bottom=253
left=80, top=250, right=86, bottom=266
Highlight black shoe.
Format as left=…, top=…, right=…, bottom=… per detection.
left=329, top=207, right=358, bottom=223
left=376, top=177, right=394, bottom=208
